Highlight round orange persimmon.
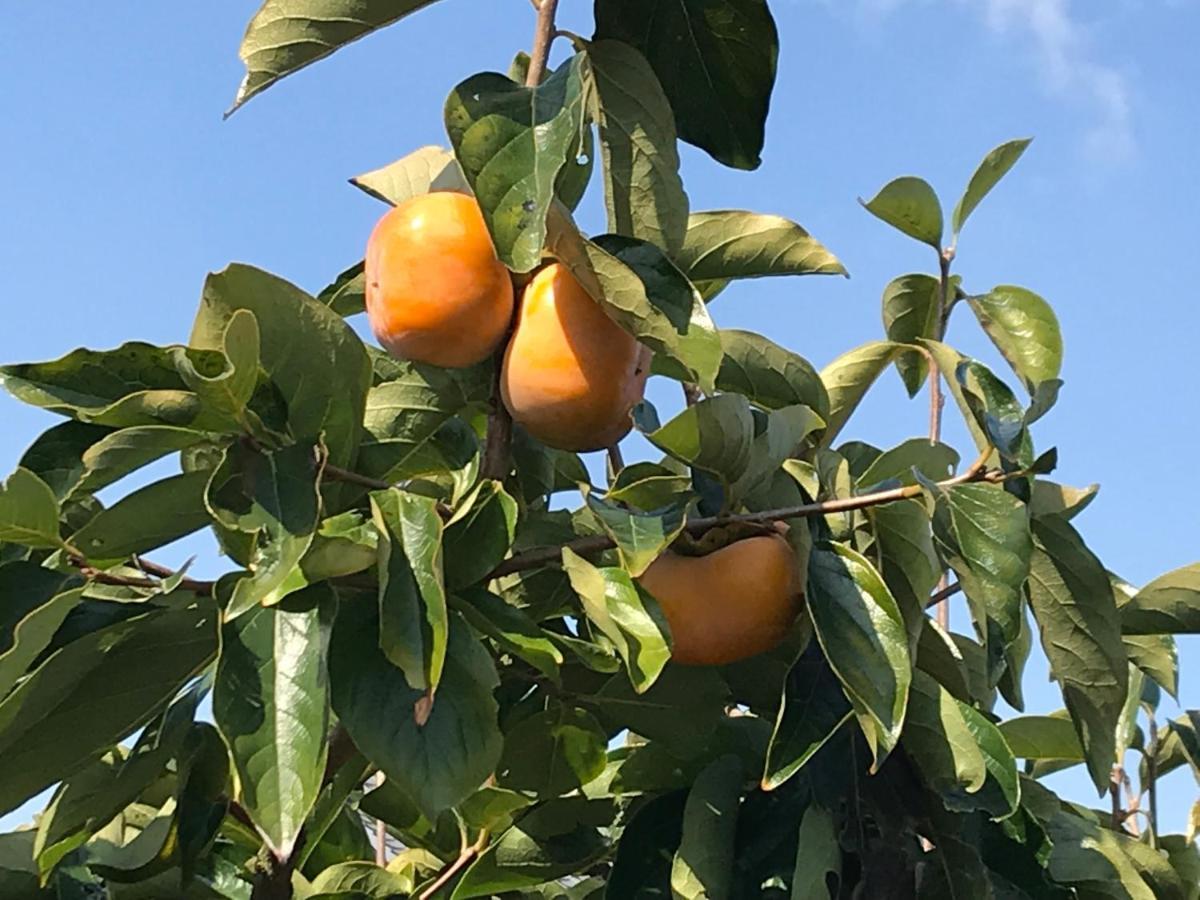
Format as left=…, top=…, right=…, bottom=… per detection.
left=364, top=191, right=513, bottom=368
left=500, top=263, right=649, bottom=452
left=638, top=534, right=803, bottom=666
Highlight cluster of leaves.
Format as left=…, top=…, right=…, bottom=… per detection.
left=0, top=1, right=1197, bottom=899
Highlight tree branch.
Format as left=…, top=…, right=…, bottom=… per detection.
left=489, top=452, right=999, bottom=578
left=68, top=554, right=215, bottom=596
left=418, top=827, right=491, bottom=900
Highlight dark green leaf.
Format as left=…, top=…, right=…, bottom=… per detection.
left=213, top=587, right=331, bottom=857
left=453, top=588, right=563, bottom=681
left=71, top=470, right=210, bottom=559
left=1119, top=562, right=1200, bottom=634
left=905, top=670, right=988, bottom=803
left=604, top=790, right=686, bottom=897
left=588, top=666, right=729, bottom=754
left=562, top=548, right=671, bottom=692
left=444, top=57, right=587, bottom=272
left=819, top=341, right=911, bottom=447
left=858, top=438, right=959, bottom=488
left=606, top=462, right=693, bottom=511
left=230, top=0, right=444, bottom=112
left=497, top=705, right=608, bottom=799
left=790, top=804, right=840, bottom=900
left=17, top=421, right=113, bottom=500
left=190, top=264, right=371, bottom=471
left=330, top=602, right=501, bottom=820
left=674, top=211, right=846, bottom=281
left=594, top=0, right=777, bottom=169
left=870, top=500, right=939, bottom=652
left=0, top=598, right=217, bottom=815
left=1122, top=633, right=1178, bottom=698
left=76, top=426, right=207, bottom=496
left=806, top=543, right=911, bottom=767
left=1044, top=809, right=1185, bottom=900
left=584, top=39, right=688, bottom=253
left=730, top=405, right=825, bottom=505
left=635, top=393, right=755, bottom=488
left=671, top=755, right=742, bottom=899
left=0, top=468, right=64, bottom=550
left=925, top=481, right=1032, bottom=678
left=881, top=274, right=941, bottom=396
left=351, top=144, right=467, bottom=206
left=584, top=491, right=687, bottom=578
left=370, top=488, right=447, bottom=692
left=952, top=138, right=1033, bottom=238
left=716, top=329, right=829, bottom=418
left=968, top=287, right=1062, bottom=392
left=308, top=861, right=415, bottom=898
left=444, top=481, right=517, bottom=591
left=206, top=441, right=323, bottom=617
left=860, top=177, right=943, bottom=248
left=763, top=642, right=852, bottom=791
left=1026, top=516, right=1127, bottom=793
left=0, top=567, right=82, bottom=701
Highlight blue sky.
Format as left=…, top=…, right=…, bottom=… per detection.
left=1, top=1, right=1196, bottom=836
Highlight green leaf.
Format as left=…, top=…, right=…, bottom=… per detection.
left=584, top=491, right=687, bottom=578
left=1026, top=516, right=1127, bottom=793
left=0, top=342, right=221, bottom=430
left=444, top=56, right=586, bottom=272
left=562, top=548, right=672, bottom=692
left=1029, top=480, right=1098, bottom=521
left=1119, top=562, right=1200, bottom=634
left=330, top=601, right=500, bottom=820
left=790, top=804, right=840, bottom=900
left=762, top=642, right=852, bottom=791
left=1044, top=809, right=1185, bottom=900
left=670, top=755, right=742, bottom=899
left=858, top=438, right=960, bottom=488
left=190, top=264, right=372, bottom=471
left=716, top=329, right=830, bottom=418
left=957, top=702, right=1021, bottom=819
left=589, top=666, right=729, bottom=754
left=635, top=394, right=755, bottom=488
left=308, top=862, right=415, bottom=898
left=0, top=468, right=63, bottom=550
left=729, top=404, right=825, bottom=505
left=17, top=421, right=113, bottom=500
left=818, top=341, right=911, bottom=447
left=452, top=798, right=609, bottom=898
left=881, top=273, right=941, bottom=397
left=968, top=287, right=1063, bottom=392
left=594, top=0, right=778, bottom=170
left=75, top=426, right=207, bottom=496
left=1, top=576, right=85, bottom=705
left=497, top=705, right=608, bottom=799
left=860, top=176, right=944, bottom=248
left=905, top=670, right=987, bottom=799
left=370, top=488, right=447, bottom=692
left=318, top=260, right=367, bottom=317
left=206, top=441, right=324, bottom=617
left=1123, top=633, right=1178, bottom=698
left=172, top=308, right=261, bottom=433
left=229, top=0, right=444, bottom=112
left=870, top=500, right=938, bottom=651
left=806, top=543, right=911, bottom=768
left=71, top=470, right=210, bottom=559
left=453, top=588, right=563, bottom=681
left=213, top=587, right=331, bottom=858
left=606, top=462, right=694, bottom=511
left=925, top=481, right=1032, bottom=678
left=583, top=39, right=688, bottom=253
left=33, top=684, right=203, bottom=876
left=674, top=211, right=846, bottom=282
left=443, top=481, right=517, bottom=591
left=0, top=598, right=217, bottom=815
left=589, top=233, right=723, bottom=393
left=999, top=714, right=1083, bottom=761
left=952, top=138, right=1033, bottom=238
left=350, top=144, right=467, bottom=206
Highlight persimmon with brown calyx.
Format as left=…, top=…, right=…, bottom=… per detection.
left=638, top=533, right=803, bottom=666
left=364, top=191, right=514, bottom=368
left=501, top=262, right=650, bottom=452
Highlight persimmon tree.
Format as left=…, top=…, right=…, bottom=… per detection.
left=0, top=2, right=1198, bottom=898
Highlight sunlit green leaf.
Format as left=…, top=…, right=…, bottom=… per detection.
left=674, top=211, right=846, bottom=282
left=860, top=176, right=943, bottom=248
left=881, top=273, right=941, bottom=396
left=952, top=138, right=1032, bottom=238
left=969, top=287, right=1062, bottom=392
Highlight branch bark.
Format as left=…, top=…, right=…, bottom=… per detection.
left=489, top=452, right=999, bottom=578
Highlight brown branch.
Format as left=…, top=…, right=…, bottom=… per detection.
left=525, top=0, right=561, bottom=86
left=925, top=581, right=962, bottom=610
left=69, top=555, right=215, bottom=596
left=418, top=828, right=491, bottom=900
left=322, top=462, right=390, bottom=491
left=682, top=383, right=702, bottom=407
left=607, top=444, right=625, bottom=477
left=489, top=451, right=998, bottom=578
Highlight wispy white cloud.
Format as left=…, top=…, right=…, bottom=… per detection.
left=825, top=0, right=1137, bottom=163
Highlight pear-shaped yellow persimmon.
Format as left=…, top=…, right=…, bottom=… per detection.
left=638, top=534, right=802, bottom=666
left=500, top=263, right=649, bottom=452
left=365, top=191, right=513, bottom=368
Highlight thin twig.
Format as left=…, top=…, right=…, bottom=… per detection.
left=925, top=581, right=962, bottom=610
left=323, top=462, right=390, bottom=491
left=682, top=383, right=702, bottom=407
left=69, top=555, right=215, bottom=596
left=489, top=451, right=998, bottom=578
left=418, top=828, right=490, bottom=900
left=607, top=444, right=625, bottom=478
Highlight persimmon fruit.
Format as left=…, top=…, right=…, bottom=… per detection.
left=501, top=262, right=649, bottom=452
left=638, top=534, right=802, bottom=666
left=364, top=191, right=514, bottom=368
